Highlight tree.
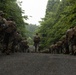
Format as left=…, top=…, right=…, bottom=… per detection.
left=39, top=0, right=76, bottom=48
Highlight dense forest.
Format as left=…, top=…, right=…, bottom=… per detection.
left=0, top=0, right=76, bottom=47
left=39, top=0, right=76, bottom=48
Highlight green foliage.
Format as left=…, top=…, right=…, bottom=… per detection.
left=0, top=0, right=28, bottom=36
left=39, top=0, right=76, bottom=48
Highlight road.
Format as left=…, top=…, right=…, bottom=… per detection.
left=0, top=53, right=76, bottom=75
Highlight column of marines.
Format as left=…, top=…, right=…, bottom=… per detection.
left=0, top=11, right=29, bottom=55
left=49, top=26, right=76, bottom=55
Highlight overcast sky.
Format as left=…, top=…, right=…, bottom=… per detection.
left=17, top=0, right=48, bottom=25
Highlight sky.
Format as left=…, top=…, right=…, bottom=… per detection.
left=17, top=0, right=48, bottom=25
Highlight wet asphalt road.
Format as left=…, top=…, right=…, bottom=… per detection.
left=0, top=53, right=76, bottom=75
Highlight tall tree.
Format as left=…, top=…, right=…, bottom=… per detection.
left=39, top=0, right=76, bottom=48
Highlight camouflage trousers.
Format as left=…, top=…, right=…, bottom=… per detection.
left=34, top=43, right=39, bottom=52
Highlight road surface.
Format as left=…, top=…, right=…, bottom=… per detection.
left=0, top=53, right=76, bottom=75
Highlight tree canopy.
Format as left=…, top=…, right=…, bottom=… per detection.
left=39, top=0, right=76, bottom=47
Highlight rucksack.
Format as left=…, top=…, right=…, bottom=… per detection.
left=5, top=21, right=16, bottom=33
left=34, top=36, right=40, bottom=43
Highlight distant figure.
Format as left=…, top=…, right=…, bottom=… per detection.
left=33, top=33, right=40, bottom=52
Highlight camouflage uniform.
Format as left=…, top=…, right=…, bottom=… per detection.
left=11, top=31, right=22, bottom=53
left=72, top=26, right=76, bottom=55
left=20, top=39, right=29, bottom=52
left=0, top=11, right=8, bottom=53
left=66, top=27, right=74, bottom=54
left=56, top=41, right=63, bottom=54
left=61, top=35, right=69, bottom=54
left=0, top=11, right=7, bottom=40
left=33, top=33, right=40, bottom=52
left=49, top=44, right=54, bottom=53
left=2, top=19, right=16, bottom=55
